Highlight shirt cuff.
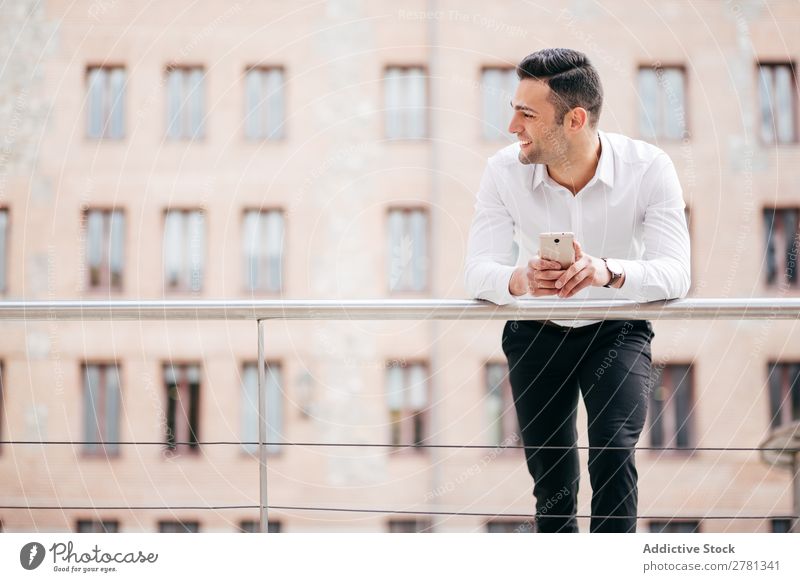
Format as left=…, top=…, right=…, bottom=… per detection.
left=613, top=259, right=647, bottom=302
left=493, top=265, right=519, bottom=306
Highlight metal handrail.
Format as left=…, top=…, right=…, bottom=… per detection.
left=3, top=297, right=800, bottom=533
left=1, top=297, right=800, bottom=320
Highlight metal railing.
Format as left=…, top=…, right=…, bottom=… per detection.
left=1, top=297, right=799, bottom=533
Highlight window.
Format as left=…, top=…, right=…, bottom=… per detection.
left=771, top=518, right=792, bottom=533
left=638, top=65, right=687, bottom=140
left=767, top=362, right=800, bottom=429
left=486, top=520, right=534, bottom=533
left=158, top=520, right=199, bottom=533
left=648, top=364, right=694, bottom=450
left=763, top=208, right=799, bottom=288
left=164, top=364, right=201, bottom=453
left=388, top=519, right=431, bottom=533
left=485, top=363, right=517, bottom=446
left=243, top=209, right=284, bottom=293
left=163, top=209, right=205, bottom=292
left=238, top=520, right=282, bottom=533
left=85, top=209, right=124, bottom=291
left=0, top=208, right=8, bottom=293
left=758, top=63, right=797, bottom=144
left=387, top=208, right=428, bottom=292
left=241, top=362, right=283, bottom=454
left=82, top=364, right=121, bottom=456
left=76, top=519, right=119, bottom=533
left=648, top=520, right=700, bottom=533
left=386, top=362, right=428, bottom=449
left=86, top=66, right=125, bottom=138
left=0, top=362, right=4, bottom=454
left=481, top=67, right=516, bottom=140
left=384, top=66, right=427, bottom=139
left=166, top=66, right=205, bottom=139
left=244, top=67, right=285, bottom=140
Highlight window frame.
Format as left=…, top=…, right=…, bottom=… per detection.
left=383, top=65, right=429, bottom=140
left=241, top=207, right=286, bottom=295
left=0, top=207, right=9, bottom=295
left=162, top=362, right=202, bottom=456
left=762, top=206, right=800, bottom=290
left=647, top=520, right=701, bottom=533
left=479, top=65, right=517, bottom=142
left=386, top=206, right=431, bottom=294
left=238, top=519, right=282, bottom=533
left=485, top=519, right=535, bottom=533
left=483, top=360, right=519, bottom=451
left=756, top=61, right=799, bottom=146
left=243, top=65, right=287, bottom=141
left=158, top=520, right=200, bottom=533
left=76, top=519, right=120, bottom=533
left=162, top=208, right=207, bottom=294
left=647, top=363, right=696, bottom=456
left=165, top=64, right=206, bottom=141
left=80, top=361, right=122, bottom=458
left=636, top=63, right=690, bottom=143
left=85, top=64, right=126, bottom=140
left=240, top=359, right=284, bottom=457
left=83, top=207, right=126, bottom=293
left=387, top=518, right=432, bottom=533
left=0, top=361, right=4, bottom=457
left=386, top=360, right=430, bottom=454
left=766, top=361, right=800, bottom=429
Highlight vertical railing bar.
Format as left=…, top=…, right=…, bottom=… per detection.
left=792, top=451, right=800, bottom=533
left=257, top=318, right=269, bottom=533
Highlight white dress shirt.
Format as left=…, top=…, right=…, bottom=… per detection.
left=464, top=131, right=691, bottom=327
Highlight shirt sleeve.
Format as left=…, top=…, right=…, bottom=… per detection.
left=614, top=152, right=692, bottom=301
left=464, top=163, right=519, bottom=305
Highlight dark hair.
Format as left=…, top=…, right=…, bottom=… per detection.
left=516, top=48, right=603, bottom=127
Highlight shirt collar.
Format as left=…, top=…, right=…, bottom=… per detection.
left=530, top=130, right=614, bottom=192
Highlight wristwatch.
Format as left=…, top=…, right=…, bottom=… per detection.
left=602, top=258, right=623, bottom=288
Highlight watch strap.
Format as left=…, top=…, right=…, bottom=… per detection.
left=602, top=257, right=620, bottom=288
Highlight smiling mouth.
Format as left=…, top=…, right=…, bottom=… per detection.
left=519, top=140, right=532, bottom=146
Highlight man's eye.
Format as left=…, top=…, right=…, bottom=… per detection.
left=523, top=113, right=534, bottom=119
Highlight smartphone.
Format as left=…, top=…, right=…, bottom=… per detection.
left=539, top=231, right=575, bottom=269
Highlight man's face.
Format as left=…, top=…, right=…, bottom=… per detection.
left=508, top=78, right=569, bottom=165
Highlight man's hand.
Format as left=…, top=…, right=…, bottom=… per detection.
left=508, top=256, right=564, bottom=297
left=509, top=240, right=619, bottom=298
left=550, top=239, right=611, bottom=298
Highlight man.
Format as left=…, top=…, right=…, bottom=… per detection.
left=464, top=48, right=691, bottom=533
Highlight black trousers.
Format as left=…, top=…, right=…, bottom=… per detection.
left=502, top=319, right=655, bottom=533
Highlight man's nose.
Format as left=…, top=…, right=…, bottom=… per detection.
left=508, top=113, right=522, bottom=135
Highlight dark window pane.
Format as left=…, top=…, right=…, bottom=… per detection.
left=239, top=520, right=281, bottom=533
left=158, top=520, right=199, bottom=533
left=768, top=363, right=783, bottom=429
left=648, top=520, right=700, bottom=533
left=771, top=518, right=791, bottom=533
left=487, top=520, right=534, bottom=533
left=764, top=209, right=777, bottom=284
left=648, top=365, right=694, bottom=449
left=388, top=519, right=431, bottom=533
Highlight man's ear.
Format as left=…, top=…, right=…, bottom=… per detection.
left=567, top=107, right=589, bottom=132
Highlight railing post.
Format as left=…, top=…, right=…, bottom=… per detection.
left=257, top=319, right=270, bottom=533
left=793, top=452, right=800, bottom=533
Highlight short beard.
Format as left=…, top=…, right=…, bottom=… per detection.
left=518, top=124, right=568, bottom=166
left=518, top=149, right=537, bottom=165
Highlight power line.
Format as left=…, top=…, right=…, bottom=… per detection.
left=0, top=504, right=795, bottom=520
left=1, top=440, right=796, bottom=452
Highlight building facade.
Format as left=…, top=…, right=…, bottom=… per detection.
left=0, top=0, right=798, bottom=533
